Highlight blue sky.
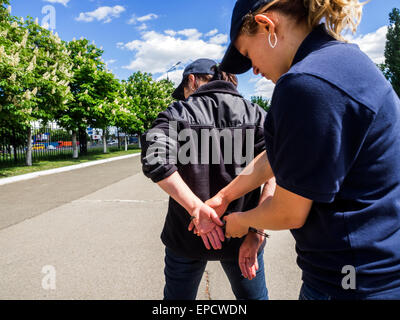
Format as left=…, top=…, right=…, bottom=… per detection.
left=8, top=0, right=400, bottom=100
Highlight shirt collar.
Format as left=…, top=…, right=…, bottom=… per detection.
left=191, top=80, right=242, bottom=98
left=291, top=24, right=337, bottom=67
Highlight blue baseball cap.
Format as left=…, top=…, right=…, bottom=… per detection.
left=220, top=0, right=274, bottom=74
left=172, top=58, right=217, bottom=100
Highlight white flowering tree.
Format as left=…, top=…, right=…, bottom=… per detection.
left=56, top=38, right=110, bottom=158
left=125, top=72, right=175, bottom=138
left=0, top=4, right=72, bottom=165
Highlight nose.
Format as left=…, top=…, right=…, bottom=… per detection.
left=253, top=67, right=260, bottom=75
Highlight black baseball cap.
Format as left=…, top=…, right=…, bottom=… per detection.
left=220, top=0, right=274, bottom=74
left=172, top=58, right=217, bottom=100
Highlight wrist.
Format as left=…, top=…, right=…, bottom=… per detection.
left=187, top=197, right=204, bottom=217
left=218, top=189, right=233, bottom=207
left=236, top=211, right=250, bottom=230
left=245, top=231, right=265, bottom=249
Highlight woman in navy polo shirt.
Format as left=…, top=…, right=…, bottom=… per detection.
left=206, top=0, right=400, bottom=299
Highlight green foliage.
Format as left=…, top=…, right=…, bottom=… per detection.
left=124, top=72, right=175, bottom=134
left=1, top=0, right=177, bottom=162
left=380, top=8, right=400, bottom=97
left=0, top=10, right=72, bottom=132
left=56, top=38, right=106, bottom=131
left=251, top=96, right=271, bottom=112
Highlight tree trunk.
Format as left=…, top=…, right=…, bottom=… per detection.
left=79, top=127, right=88, bottom=155
left=103, top=127, right=107, bottom=154
left=138, top=134, right=141, bottom=148
left=117, top=129, right=121, bottom=150
left=124, top=135, right=128, bottom=151
left=12, top=127, right=18, bottom=164
left=72, top=131, right=79, bottom=159
left=25, top=126, right=32, bottom=166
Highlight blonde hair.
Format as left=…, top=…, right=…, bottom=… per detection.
left=241, top=0, right=366, bottom=41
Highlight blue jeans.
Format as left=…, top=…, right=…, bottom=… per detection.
left=299, top=283, right=332, bottom=300
left=163, top=247, right=269, bottom=300
left=299, top=282, right=400, bottom=300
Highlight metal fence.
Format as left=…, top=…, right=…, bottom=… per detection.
left=0, top=124, right=138, bottom=168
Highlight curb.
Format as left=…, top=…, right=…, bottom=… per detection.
left=0, top=153, right=141, bottom=186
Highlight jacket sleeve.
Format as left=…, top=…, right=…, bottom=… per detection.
left=140, top=108, right=179, bottom=183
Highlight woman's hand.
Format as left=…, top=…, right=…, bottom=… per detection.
left=239, top=233, right=264, bottom=280
left=223, top=212, right=249, bottom=238
left=205, top=192, right=230, bottom=217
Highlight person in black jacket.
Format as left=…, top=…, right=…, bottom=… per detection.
left=141, top=58, right=273, bottom=300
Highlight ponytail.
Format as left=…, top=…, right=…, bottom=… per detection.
left=211, top=65, right=238, bottom=87
left=241, top=0, right=365, bottom=41
left=306, top=0, right=364, bottom=40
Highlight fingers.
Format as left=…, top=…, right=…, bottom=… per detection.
left=215, top=226, right=225, bottom=242
left=210, top=210, right=224, bottom=227
left=239, top=257, right=257, bottom=280
left=245, top=258, right=256, bottom=280
left=200, top=234, right=211, bottom=250
left=239, top=257, right=249, bottom=280
left=188, top=221, right=194, bottom=232
left=223, top=216, right=231, bottom=238
left=210, top=229, right=222, bottom=249
left=206, top=232, right=216, bottom=249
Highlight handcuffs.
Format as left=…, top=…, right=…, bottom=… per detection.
left=189, top=215, right=269, bottom=238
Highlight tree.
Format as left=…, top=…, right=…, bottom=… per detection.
left=113, top=81, right=140, bottom=151
left=86, top=69, right=122, bottom=154
left=380, top=8, right=400, bottom=97
left=251, top=96, right=271, bottom=112
left=125, top=72, right=175, bottom=137
left=0, top=6, right=72, bottom=165
left=56, top=38, right=108, bottom=157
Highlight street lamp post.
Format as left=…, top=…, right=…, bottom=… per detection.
left=166, top=61, right=182, bottom=81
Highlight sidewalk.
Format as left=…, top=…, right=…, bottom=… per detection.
left=0, top=156, right=301, bottom=299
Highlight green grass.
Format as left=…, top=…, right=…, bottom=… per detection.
left=0, top=148, right=141, bottom=179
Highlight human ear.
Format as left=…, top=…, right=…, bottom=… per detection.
left=188, top=74, right=197, bottom=91
left=254, top=14, right=276, bottom=36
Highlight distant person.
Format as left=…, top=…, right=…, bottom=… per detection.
left=141, top=58, right=273, bottom=300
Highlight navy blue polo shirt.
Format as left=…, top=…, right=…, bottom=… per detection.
left=264, top=24, right=400, bottom=299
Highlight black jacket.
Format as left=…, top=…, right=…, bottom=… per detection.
left=141, top=80, right=267, bottom=261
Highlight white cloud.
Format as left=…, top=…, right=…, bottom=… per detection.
left=137, top=23, right=148, bottom=31
left=120, top=28, right=227, bottom=75
left=76, top=6, right=125, bottom=23
left=128, top=13, right=158, bottom=25
left=164, top=30, right=176, bottom=36
left=43, top=0, right=70, bottom=6
left=137, top=13, right=159, bottom=23
left=345, top=26, right=387, bottom=64
left=205, top=29, right=219, bottom=37
left=176, top=29, right=202, bottom=40
left=209, top=34, right=228, bottom=45
left=253, top=78, right=275, bottom=99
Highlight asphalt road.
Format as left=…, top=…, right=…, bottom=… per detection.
left=0, top=156, right=301, bottom=300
